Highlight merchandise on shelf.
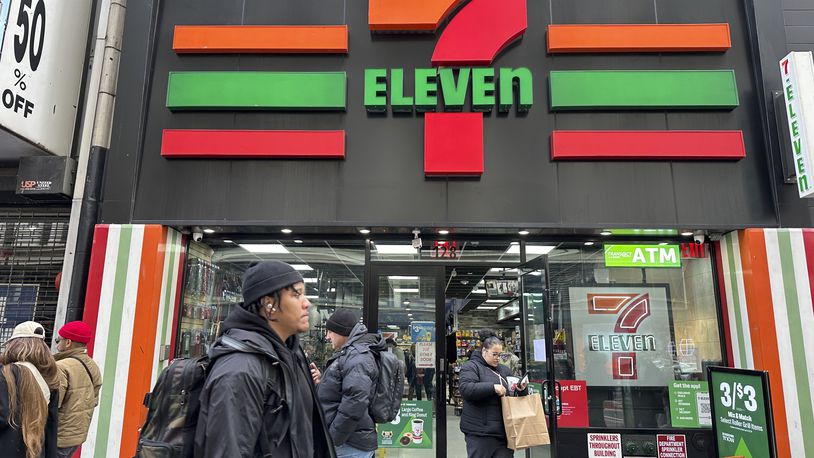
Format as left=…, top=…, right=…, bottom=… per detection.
left=177, top=257, right=243, bottom=359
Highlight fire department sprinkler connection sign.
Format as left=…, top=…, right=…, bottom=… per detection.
left=588, top=433, right=622, bottom=458
left=0, top=0, right=93, bottom=155
left=411, top=321, right=435, bottom=368
left=657, top=434, right=688, bottom=458
left=780, top=52, right=814, bottom=198
left=570, top=287, right=673, bottom=387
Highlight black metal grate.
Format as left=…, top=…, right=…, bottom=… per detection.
left=0, top=208, right=69, bottom=345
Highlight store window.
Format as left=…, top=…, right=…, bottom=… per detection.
left=176, top=239, right=365, bottom=370
left=525, top=245, right=723, bottom=430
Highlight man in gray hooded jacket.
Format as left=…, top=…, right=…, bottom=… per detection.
left=317, top=309, right=384, bottom=458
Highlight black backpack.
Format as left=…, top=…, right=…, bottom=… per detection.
left=136, top=335, right=266, bottom=458
left=369, top=348, right=405, bottom=423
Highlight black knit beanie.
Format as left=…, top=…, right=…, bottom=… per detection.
left=326, top=309, right=358, bottom=336
left=241, top=261, right=304, bottom=306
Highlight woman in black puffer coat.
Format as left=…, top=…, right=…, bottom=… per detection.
left=459, top=331, right=526, bottom=458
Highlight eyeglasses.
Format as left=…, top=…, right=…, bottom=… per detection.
left=54, top=337, right=61, bottom=344
left=485, top=351, right=500, bottom=357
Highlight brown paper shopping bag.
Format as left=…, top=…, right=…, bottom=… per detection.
left=501, top=392, right=551, bottom=450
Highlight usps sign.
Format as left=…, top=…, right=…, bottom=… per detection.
left=0, top=0, right=93, bottom=155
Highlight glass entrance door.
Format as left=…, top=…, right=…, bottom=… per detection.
left=519, top=257, right=556, bottom=458
left=368, top=265, right=446, bottom=458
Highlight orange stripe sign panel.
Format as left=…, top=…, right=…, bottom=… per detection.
left=547, top=24, right=731, bottom=53
left=173, top=25, right=348, bottom=54
left=369, top=0, right=462, bottom=31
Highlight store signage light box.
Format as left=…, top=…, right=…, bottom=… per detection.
left=161, top=0, right=747, bottom=175
left=604, top=244, right=681, bottom=268
left=780, top=51, right=814, bottom=198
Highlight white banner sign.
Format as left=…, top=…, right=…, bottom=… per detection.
left=780, top=52, right=814, bottom=198
left=0, top=0, right=93, bottom=155
left=570, top=286, right=673, bottom=387
left=588, top=433, right=622, bottom=458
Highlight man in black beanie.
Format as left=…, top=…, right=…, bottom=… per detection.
left=317, top=309, right=385, bottom=458
left=195, top=260, right=336, bottom=458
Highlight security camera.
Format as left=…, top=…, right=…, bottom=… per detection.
left=693, top=232, right=705, bottom=245
left=192, top=231, right=203, bottom=242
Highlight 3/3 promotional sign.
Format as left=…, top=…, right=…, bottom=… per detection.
left=0, top=0, right=93, bottom=155
left=708, top=367, right=777, bottom=458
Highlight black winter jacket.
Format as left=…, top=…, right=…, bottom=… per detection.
left=459, top=351, right=523, bottom=438
left=0, top=364, right=58, bottom=458
left=194, top=306, right=335, bottom=458
left=317, top=323, right=385, bottom=451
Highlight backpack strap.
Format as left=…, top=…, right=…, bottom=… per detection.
left=69, top=355, right=95, bottom=385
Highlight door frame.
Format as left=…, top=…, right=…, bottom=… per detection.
left=367, top=263, right=447, bottom=457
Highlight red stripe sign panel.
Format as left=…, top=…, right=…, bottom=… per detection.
left=161, top=130, right=346, bottom=159
left=551, top=131, right=746, bottom=160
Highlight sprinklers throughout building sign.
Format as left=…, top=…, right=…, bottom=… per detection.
left=569, top=287, right=673, bottom=387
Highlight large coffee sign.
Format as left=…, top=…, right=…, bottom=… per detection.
left=780, top=52, right=814, bottom=198
left=708, top=367, right=776, bottom=458
left=0, top=0, right=93, bottom=155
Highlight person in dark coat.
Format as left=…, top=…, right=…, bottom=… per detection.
left=0, top=321, right=59, bottom=458
left=459, top=331, right=527, bottom=458
left=194, top=261, right=335, bottom=458
left=317, top=309, right=383, bottom=458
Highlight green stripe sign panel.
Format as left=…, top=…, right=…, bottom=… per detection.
left=166, top=71, right=347, bottom=110
left=549, top=70, right=739, bottom=110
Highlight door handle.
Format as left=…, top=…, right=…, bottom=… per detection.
left=542, top=380, right=563, bottom=416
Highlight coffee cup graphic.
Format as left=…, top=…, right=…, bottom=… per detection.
left=411, top=419, right=424, bottom=444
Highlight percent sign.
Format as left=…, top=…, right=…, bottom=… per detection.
left=13, top=69, right=27, bottom=91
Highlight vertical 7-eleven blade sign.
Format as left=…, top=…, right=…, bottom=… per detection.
left=369, top=0, right=528, bottom=176
left=569, top=287, right=674, bottom=387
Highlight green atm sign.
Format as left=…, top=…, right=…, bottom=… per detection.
left=604, top=244, right=681, bottom=268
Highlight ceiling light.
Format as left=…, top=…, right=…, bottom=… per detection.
left=223, top=239, right=233, bottom=244
left=293, top=239, right=303, bottom=244
left=518, top=230, right=530, bottom=235
left=506, top=244, right=555, bottom=255
left=291, top=264, right=313, bottom=271
left=403, top=300, right=411, bottom=305
left=203, top=228, right=215, bottom=234
left=375, top=244, right=416, bottom=254
left=389, top=276, right=419, bottom=280
left=394, top=288, right=419, bottom=293
left=681, top=231, right=694, bottom=237
left=359, top=229, right=371, bottom=234
left=303, top=278, right=318, bottom=283
left=477, top=306, right=498, bottom=310
left=387, top=325, right=399, bottom=330
left=584, top=241, right=595, bottom=246
left=329, top=288, right=336, bottom=292
left=405, top=307, right=411, bottom=311
left=408, top=313, right=413, bottom=317
left=485, top=299, right=505, bottom=303
left=472, top=288, right=487, bottom=294
left=600, top=231, right=612, bottom=236
left=438, top=229, right=450, bottom=235
left=490, top=268, right=518, bottom=273
left=659, top=242, right=669, bottom=246
left=281, top=228, right=293, bottom=234
left=305, top=295, right=319, bottom=299
left=239, top=244, right=290, bottom=254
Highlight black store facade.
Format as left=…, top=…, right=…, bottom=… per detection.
left=94, top=0, right=789, bottom=457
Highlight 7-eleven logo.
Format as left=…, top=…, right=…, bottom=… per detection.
left=587, top=293, right=654, bottom=380
left=369, top=0, right=528, bottom=176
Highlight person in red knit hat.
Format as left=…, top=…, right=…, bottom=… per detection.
left=54, top=322, right=102, bottom=458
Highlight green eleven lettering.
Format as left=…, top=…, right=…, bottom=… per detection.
left=364, top=67, right=533, bottom=113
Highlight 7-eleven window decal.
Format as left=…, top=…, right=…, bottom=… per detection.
left=572, top=287, right=674, bottom=387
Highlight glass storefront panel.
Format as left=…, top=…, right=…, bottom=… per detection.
left=176, top=240, right=365, bottom=370
left=546, top=245, right=723, bottom=430
left=375, top=272, right=438, bottom=457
